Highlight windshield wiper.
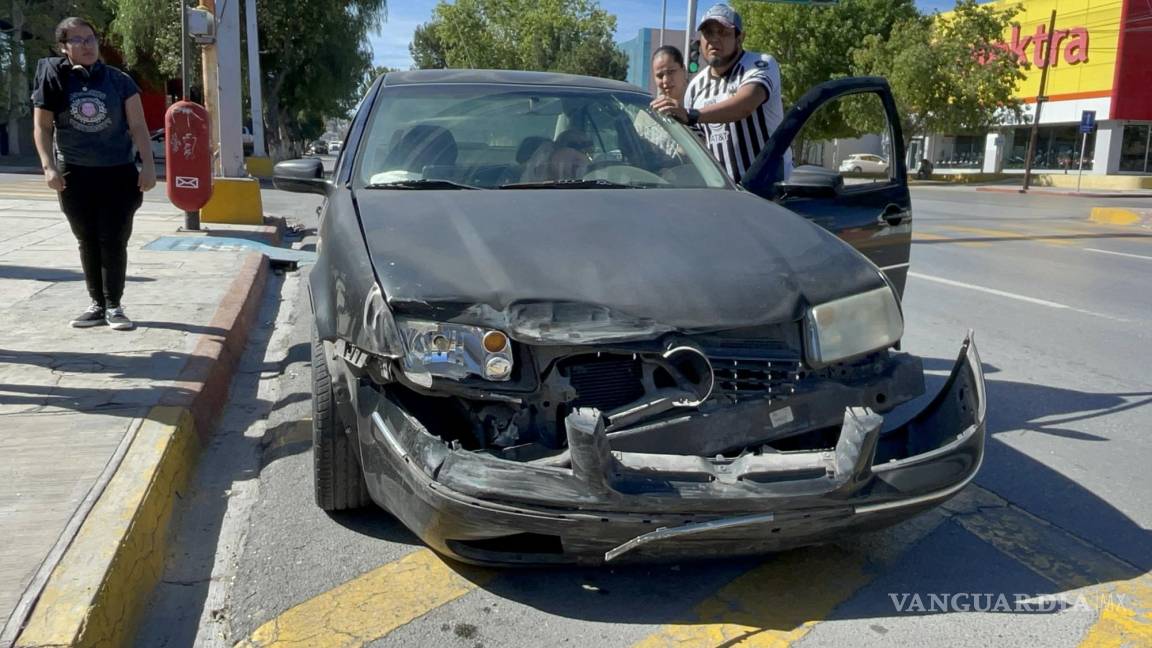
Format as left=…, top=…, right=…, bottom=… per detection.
left=363, top=179, right=479, bottom=190
left=498, top=179, right=642, bottom=189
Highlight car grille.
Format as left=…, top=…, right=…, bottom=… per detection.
left=698, top=339, right=802, bottom=400
left=567, top=356, right=646, bottom=410
left=709, top=355, right=802, bottom=398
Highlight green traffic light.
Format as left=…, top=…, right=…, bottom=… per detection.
left=688, top=62, right=699, bottom=73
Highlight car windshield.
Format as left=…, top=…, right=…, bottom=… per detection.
left=353, top=83, right=732, bottom=190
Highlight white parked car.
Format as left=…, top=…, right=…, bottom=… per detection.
left=149, top=129, right=166, bottom=161
left=839, top=153, right=889, bottom=174
left=328, top=140, right=343, bottom=153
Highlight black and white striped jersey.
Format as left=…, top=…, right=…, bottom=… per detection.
left=685, top=50, right=792, bottom=183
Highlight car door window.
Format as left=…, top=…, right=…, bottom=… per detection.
left=740, top=79, right=912, bottom=298
left=791, top=92, right=895, bottom=188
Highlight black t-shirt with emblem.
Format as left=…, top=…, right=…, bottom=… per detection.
left=32, top=61, right=140, bottom=167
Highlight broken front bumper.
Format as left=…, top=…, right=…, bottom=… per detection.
left=355, top=334, right=986, bottom=565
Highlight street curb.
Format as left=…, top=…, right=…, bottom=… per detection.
left=975, top=187, right=1152, bottom=198
left=1089, top=207, right=1152, bottom=228
left=13, top=252, right=269, bottom=648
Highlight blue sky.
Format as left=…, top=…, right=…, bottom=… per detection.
left=369, top=0, right=957, bottom=70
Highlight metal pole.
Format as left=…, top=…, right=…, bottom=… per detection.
left=180, top=0, right=200, bottom=231
left=1021, top=9, right=1057, bottom=193
left=1076, top=130, right=1086, bottom=193
left=201, top=0, right=221, bottom=175
left=660, top=0, right=667, bottom=47
left=244, top=0, right=266, bottom=157
left=685, top=0, right=698, bottom=62
left=180, top=0, right=188, bottom=100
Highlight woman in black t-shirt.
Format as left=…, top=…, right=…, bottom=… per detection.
left=31, top=16, right=157, bottom=331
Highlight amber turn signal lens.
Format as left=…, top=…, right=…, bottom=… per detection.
left=483, top=331, right=508, bottom=353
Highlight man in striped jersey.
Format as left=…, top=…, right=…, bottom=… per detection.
left=652, top=3, right=792, bottom=183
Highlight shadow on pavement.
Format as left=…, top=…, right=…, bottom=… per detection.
left=327, top=508, right=421, bottom=546
left=132, top=274, right=286, bottom=648
left=0, top=264, right=156, bottom=283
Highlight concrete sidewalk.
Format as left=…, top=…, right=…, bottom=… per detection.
left=0, top=186, right=277, bottom=646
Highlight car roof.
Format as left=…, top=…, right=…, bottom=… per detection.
left=380, top=69, right=643, bottom=94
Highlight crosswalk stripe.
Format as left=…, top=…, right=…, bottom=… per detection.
left=632, top=547, right=873, bottom=648
left=939, top=224, right=1075, bottom=246
left=235, top=548, right=493, bottom=648
left=945, top=488, right=1152, bottom=647
left=912, top=231, right=991, bottom=248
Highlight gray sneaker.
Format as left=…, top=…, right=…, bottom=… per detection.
left=105, top=305, right=135, bottom=331
left=70, top=302, right=106, bottom=328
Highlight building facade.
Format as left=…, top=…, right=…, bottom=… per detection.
left=620, top=28, right=688, bottom=95
left=919, top=0, right=1152, bottom=180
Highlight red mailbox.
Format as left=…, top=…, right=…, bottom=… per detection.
left=164, top=101, right=214, bottom=211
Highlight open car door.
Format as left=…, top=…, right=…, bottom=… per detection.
left=741, top=77, right=912, bottom=297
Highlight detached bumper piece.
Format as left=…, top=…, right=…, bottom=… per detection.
left=361, top=334, right=986, bottom=565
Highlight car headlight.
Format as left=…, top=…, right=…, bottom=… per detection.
left=804, top=287, right=903, bottom=367
left=396, top=317, right=514, bottom=383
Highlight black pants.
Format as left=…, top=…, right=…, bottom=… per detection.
left=58, top=163, right=143, bottom=307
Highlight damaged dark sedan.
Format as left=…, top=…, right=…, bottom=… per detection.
left=273, top=70, right=986, bottom=565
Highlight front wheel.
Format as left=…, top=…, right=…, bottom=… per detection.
left=312, top=331, right=370, bottom=511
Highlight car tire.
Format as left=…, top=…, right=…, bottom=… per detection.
left=312, top=331, right=370, bottom=511
left=852, top=166, right=862, bottom=173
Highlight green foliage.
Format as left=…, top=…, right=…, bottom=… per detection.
left=102, top=0, right=179, bottom=84
left=357, top=64, right=395, bottom=99
left=850, top=0, right=1024, bottom=142
left=410, top=0, right=627, bottom=81
left=734, top=0, right=918, bottom=141
left=257, top=0, right=386, bottom=144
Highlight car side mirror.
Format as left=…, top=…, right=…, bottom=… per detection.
left=273, top=158, right=329, bottom=195
left=774, top=165, right=843, bottom=199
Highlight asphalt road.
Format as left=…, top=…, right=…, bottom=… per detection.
left=134, top=182, right=1152, bottom=648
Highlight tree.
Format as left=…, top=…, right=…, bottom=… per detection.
left=102, top=0, right=180, bottom=86
left=357, top=64, right=394, bottom=100
left=252, top=0, right=385, bottom=151
left=409, top=0, right=627, bottom=81
left=850, top=0, right=1024, bottom=145
left=1, top=0, right=108, bottom=154
left=734, top=0, right=919, bottom=142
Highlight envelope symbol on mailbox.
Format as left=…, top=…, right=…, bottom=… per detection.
left=175, top=176, right=200, bottom=189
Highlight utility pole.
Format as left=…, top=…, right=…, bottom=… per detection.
left=215, top=0, right=246, bottom=177
left=660, top=0, right=668, bottom=47
left=200, top=0, right=221, bottom=175
left=1021, top=9, right=1057, bottom=193
left=180, top=0, right=200, bottom=231
left=244, top=0, right=266, bottom=158
left=685, top=0, right=698, bottom=63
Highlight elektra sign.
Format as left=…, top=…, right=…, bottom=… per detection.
left=983, top=23, right=1090, bottom=67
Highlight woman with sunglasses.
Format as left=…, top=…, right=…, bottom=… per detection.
left=32, top=17, right=156, bottom=331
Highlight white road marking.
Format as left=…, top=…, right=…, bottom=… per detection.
left=1084, top=248, right=1152, bottom=262
left=880, top=262, right=910, bottom=270
left=908, top=272, right=1131, bottom=323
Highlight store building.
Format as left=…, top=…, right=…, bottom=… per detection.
left=919, top=0, right=1152, bottom=184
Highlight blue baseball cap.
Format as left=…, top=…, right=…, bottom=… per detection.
left=698, top=3, right=743, bottom=32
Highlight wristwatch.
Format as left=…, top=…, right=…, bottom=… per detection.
left=686, top=108, right=701, bottom=127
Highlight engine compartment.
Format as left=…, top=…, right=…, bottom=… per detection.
left=359, top=323, right=926, bottom=461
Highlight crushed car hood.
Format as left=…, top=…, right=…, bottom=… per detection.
left=355, top=189, right=887, bottom=341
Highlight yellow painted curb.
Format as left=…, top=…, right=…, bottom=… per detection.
left=245, top=156, right=274, bottom=179
left=202, top=177, right=264, bottom=225
left=15, top=407, right=201, bottom=648
left=1090, top=207, right=1144, bottom=226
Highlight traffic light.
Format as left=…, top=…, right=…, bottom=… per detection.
left=688, top=39, right=701, bottom=74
